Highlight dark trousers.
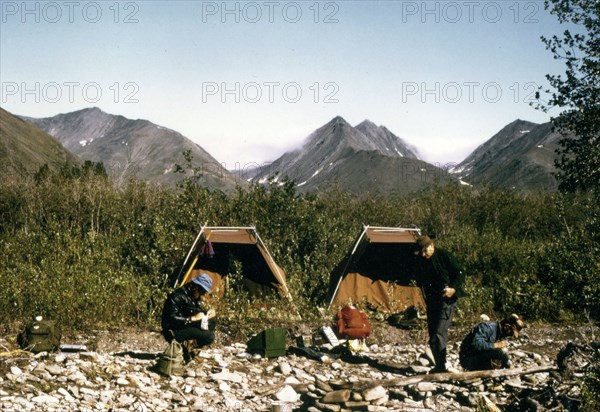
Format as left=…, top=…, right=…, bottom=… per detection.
left=165, top=319, right=216, bottom=349
left=426, top=299, right=457, bottom=368
left=460, top=348, right=510, bottom=371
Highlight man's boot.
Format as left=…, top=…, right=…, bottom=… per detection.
left=430, top=348, right=448, bottom=373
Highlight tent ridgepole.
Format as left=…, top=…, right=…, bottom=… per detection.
left=327, top=225, right=370, bottom=310
left=174, top=222, right=207, bottom=288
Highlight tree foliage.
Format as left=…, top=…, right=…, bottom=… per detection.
left=538, top=0, right=600, bottom=193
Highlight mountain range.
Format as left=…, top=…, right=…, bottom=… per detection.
left=21, top=107, right=241, bottom=190
left=1, top=106, right=566, bottom=193
left=244, top=116, right=451, bottom=194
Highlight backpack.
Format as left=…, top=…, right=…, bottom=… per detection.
left=154, top=340, right=184, bottom=376
left=18, top=318, right=62, bottom=353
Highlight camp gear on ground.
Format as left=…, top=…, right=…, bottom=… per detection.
left=387, top=305, right=424, bottom=329
left=247, top=328, right=286, bottom=358
left=336, top=304, right=371, bottom=339
left=295, top=335, right=313, bottom=347
left=319, top=326, right=339, bottom=346
left=328, top=225, right=425, bottom=312
left=287, top=346, right=341, bottom=361
left=348, top=339, right=369, bottom=354
left=154, top=340, right=184, bottom=376
left=18, top=317, right=62, bottom=353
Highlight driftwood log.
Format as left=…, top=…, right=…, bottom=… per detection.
left=355, top=364, right=559, bottom=389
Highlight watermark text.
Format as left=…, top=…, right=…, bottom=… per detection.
left=2, top=81, right=140, bottom=104
left=400, top=1, right=540, bottom=23
left=1, top=1, right=140, bottom=23
left=201, top=1, right=339, bottom=23
left=201, top=81, right=339, bottom=103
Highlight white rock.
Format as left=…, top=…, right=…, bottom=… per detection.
left=45, top=364, right=64, bottom=375
left=57, top=387, right=75, bottom=402
left=80, top=352, right=100, bottom=362
left=362, top=385, right=386, bottom=401
left=10, top=366, right=23, bottom=376
left=116, top=377, right=129, bottom=386
left=32, top=395, right=60, bottom=404
left=417, top=382, right=437, bottom=392
left=275, top=385, right=299, bottom=403
left=278, top=362, right=292, bottom=375
left=211, top=371, right=243, bottom=383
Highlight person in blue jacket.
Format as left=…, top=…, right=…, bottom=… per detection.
left=459, top=314, right=526, bottom=371
left=415, top=235, right=466, bottom=373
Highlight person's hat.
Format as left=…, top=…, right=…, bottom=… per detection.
left=504, top=313, right=526, bottom=336
left=191, top=274, right=213, bottom=293
left=416, top=235, right=434, bottom=251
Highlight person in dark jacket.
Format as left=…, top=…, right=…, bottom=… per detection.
left=459, top=314, right=526, bottom=371
left=161, top=274, right=216, bottom=349
left=415, top=235, right=466, bottom=373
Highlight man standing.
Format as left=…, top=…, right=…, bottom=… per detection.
left=459, top=314, right=526, bottom=370
left=415, top=235, right=466, bottom=373
left=161, top=274, right=216, bottom=349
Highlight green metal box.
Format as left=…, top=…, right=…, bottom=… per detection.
left=247, top=328, right=286, bottom=358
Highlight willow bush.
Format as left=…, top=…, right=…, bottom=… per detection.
left=0, top=162, right=598, bottom=332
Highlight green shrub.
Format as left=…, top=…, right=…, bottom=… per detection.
left=0, top=161, right=598, bottom=335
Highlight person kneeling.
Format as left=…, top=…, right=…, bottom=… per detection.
left=161, top=274, right=217, bottom=356
left=459, top=314, right=526, bottom=371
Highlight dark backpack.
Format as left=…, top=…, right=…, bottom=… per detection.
left=18, top=319, right=62, bottom=353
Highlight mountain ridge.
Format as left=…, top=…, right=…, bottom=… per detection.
left=0, top=107, right=81, bottom=179
left=11, top=105, right=564, bottom=192
left=245, top=115, right=451, bottom=194
left=451, top=120, right=563, bottom=190
left=22, top=107, right=243, bottom=190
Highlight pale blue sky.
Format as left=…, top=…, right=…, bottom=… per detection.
left=1, top=1, right=569, bottom=167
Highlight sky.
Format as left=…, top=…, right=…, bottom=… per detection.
left=1, top=0, right=570, bottom=169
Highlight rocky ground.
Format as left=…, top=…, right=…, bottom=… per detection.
left=1, top=320, right=597, bottom=411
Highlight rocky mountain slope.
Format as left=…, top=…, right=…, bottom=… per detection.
left=246, top=117, right=452, bottom=194
left=451, top=120, right=564, bottom=190
left=22, top=107, right=242, bottom=191
left=0, top=108, right=80, bottom=179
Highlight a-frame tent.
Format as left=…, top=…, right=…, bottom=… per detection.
left=175, top=226, right=292, bottom=300
left=328, top=225, right=425, bottom=312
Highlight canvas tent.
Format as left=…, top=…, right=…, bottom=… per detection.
left=328, top=226, right=426, bottom=312
left=175, top=226, right=292, bottom=300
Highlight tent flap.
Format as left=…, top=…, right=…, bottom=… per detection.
left=328, top=226, right=425, bottom=312
left=176, top=227, right=291, bottom=300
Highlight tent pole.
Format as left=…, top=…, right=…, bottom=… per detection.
left=174, top=222, right=207, bottom=288
left=254, top=230, right=292, bottom=300
left=327, top=225, right=369, bottom=310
